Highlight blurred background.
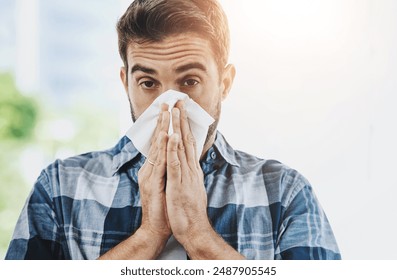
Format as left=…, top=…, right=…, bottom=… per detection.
left=0, top=0, right=396, bottom=259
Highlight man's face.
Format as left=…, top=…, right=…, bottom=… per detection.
left=120, top=33, right=235, bottom=149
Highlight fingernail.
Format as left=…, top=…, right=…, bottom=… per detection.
left=172, top=107, right=180, bottom=117
left=161, top=103, right=169, bottom=111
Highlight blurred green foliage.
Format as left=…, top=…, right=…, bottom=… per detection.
left=0, top=72, right=120, bottom=258
left=0, top=73, right=37, bottom=141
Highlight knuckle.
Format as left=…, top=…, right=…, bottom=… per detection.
left=185, top=133, right=196, bottom=144
left=168, top=144, right=178, bottom=152
left=150, top=137, right=158, bottom=147
left=168, top=160, right=180, bottom=168
left=181, top=111, right=188, bottom=121
left=157, top=157, right=166, bottom=165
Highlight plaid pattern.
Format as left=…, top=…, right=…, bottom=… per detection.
left=5, top=132, right=340, bottom=259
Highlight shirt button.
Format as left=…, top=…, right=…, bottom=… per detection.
left=211, top=152, right=216, bottom=160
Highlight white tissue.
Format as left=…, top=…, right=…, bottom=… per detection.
left=126, top=89, right=214, bottom=160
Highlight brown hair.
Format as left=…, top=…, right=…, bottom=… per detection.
left=116, top=0, right=230, bottom=72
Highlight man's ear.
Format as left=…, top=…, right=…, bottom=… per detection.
left=120, top=66, right=128, bottom=93
left=220, top=64, right=236, bottom=101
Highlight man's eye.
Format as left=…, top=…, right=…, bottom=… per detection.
left=183, top=79, right=199, bottom=86
left=139, top=80, right=157, bottom=89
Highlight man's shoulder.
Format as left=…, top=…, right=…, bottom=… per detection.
left=42, top=136, right=134, bottom=180
left=45, top=146, right=112, bottom=177
left=215, top=132, right=310, bottom=192
left=231, top=149, right=311, bottom=203
left=234, top=149, right=307, bottom=182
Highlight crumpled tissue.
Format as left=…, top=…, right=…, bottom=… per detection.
left=126, top=89, right=214, bottom=160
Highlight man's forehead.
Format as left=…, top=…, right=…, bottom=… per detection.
left=126, top=33, right=215, bottom=62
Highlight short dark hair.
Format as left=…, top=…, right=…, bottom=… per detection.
left=116, top=0, right=230, bottom=72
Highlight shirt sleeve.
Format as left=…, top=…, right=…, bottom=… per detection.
left=5, top=170, right=65, bottom=260
left=274, top=184, right=341, bottom=260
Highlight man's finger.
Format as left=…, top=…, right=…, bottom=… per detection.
left=171, top=107, right=188, bottom=170
left=153, top=131, right=168, bottom=179
left=171, top=107, right=182, bottom=136
left=176, top=101, right=197, bottom=168
left=150, top=108, right=163, bottom=147
left=160, top=109, right=170, bottom=134
left=145, top=105, right=168, bottom=171
left=167, top=133, right=181, bottom=183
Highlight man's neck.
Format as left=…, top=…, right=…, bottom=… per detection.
left=200, top=132, right=216, bottom=161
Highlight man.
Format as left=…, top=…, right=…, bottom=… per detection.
left=6, top=0, right=341, bottom=260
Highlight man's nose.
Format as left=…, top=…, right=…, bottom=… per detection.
left=161, top=83, right=183, bottom=94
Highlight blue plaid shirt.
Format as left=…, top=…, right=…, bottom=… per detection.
left=6, top=132, right=340, bottom=259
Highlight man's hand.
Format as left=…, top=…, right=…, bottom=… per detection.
left=166, top=102, right=208, bottom=240
left=165, top=101, right=245, bottom=260
left=137, top=104, right=171, bottom=246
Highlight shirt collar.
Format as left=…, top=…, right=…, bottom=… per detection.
left=205, top=131, right=240, bottom=167
left=111, top=131, right=240, bottom=175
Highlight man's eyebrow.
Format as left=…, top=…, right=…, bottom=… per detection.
left=130, top=64, right=157, bottom=75
left=175, top=63, right=207, bottom=74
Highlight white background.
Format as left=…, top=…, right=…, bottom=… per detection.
left=214, top=0, right=397, bottom=259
